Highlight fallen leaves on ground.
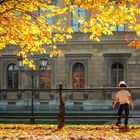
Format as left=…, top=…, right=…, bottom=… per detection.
left=0, top=124, right=140, bottom=140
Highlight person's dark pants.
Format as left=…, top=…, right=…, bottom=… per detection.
left=117, top=103, right=129, bottom=125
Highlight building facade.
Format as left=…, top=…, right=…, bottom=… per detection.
left=0, top=1, right=140, bottom=111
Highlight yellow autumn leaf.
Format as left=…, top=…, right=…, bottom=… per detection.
left=0, top=43, right=5, bottom=50
left=67, top=27, right=74, bottom=34
left=94, top=37, right=100, bottom=42
left=78, top=17, right=84, bottom=24
left=40, top=48, right=46, bottom=54
left=65, top=35, right=72, bottom=39
left=135, top=40, right=140, bottom=48
left=90, top=34, right=95, bottom=40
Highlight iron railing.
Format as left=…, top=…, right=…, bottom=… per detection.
left=1, top=85, right=140, bottom=128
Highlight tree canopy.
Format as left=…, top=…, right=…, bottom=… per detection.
left=0, top=0, right=140, bottom=68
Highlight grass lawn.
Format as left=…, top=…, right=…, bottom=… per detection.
left=0, top=124, right=140, bottom=139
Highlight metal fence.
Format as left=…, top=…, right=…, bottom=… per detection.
left=1, top=86, right=140, bottom=111
left=1, top=85, right=140, bottom=128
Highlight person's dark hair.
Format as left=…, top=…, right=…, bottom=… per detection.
left=120, top=84, right=127, bottom=87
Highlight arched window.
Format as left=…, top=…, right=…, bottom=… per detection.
left=7, top=63, right=18, bottom=89
left=111, top=62, right=124, bottom=87
left=39, top=65, right=52, bottom=88
left=72, top=63, right=85, bottom=88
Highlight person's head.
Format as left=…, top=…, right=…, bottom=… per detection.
left=119, top=81, right=127, bottom=88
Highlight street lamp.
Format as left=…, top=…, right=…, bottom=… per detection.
left=17, top=56, right=48, bottom=123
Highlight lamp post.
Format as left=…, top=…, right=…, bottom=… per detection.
left=17, top=56, right=48, bottom=123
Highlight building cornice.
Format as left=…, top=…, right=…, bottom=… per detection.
left=65, top=53, right=92, bottom=58
left=103, top=53, right=132, bottom=57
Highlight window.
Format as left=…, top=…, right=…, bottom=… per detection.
left=39, top=9, right=53, bottom=24
left=72, top=63, right=85, bottom=88
left=47, top=10, right=53, bottom=24
left=115, top=25, right=125, bottom=31
left=72, top=6, right=86, bottom=32
left=39, top=65, right=52, bottom=88
left=7, top=64, right=18, bottom=89
left=111, top=62, right=124, bottom=87
left=38, top=0, right=57, bottom=24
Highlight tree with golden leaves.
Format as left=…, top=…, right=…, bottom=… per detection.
left=0, top=0, right=72, bottom=69
left=0, top=0, right=140, bottom=68
left=65, top=0, right=140, bottom=42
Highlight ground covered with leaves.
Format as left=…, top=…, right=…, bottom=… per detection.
left=0, top=124, right=140, bottom=140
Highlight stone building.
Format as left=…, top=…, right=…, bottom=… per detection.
left=0, top=1, right=140, bottom=111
